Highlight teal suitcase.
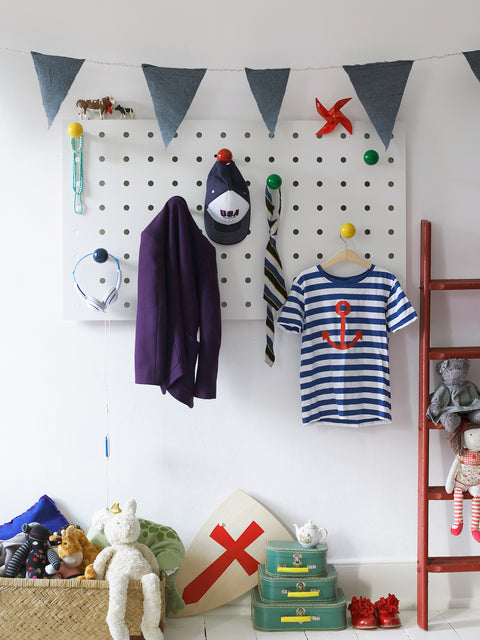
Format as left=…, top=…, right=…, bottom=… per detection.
left=251, top=586, right=347, bottom=631
left=265, top=540, right=328, bottom=577
left=258, top=563, right=338, bottom=603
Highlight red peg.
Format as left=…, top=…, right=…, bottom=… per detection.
left=216, top=148, right=233, bottom=163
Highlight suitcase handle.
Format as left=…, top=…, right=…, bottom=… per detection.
left=288, top=590, right=320, bottom=598
left=277, top=567, right=309, bottom=573
left=281, top=615, right=311, bottom=623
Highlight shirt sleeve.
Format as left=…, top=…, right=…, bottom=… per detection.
left=386, top=278, right=417, bottom=333
left=277, top=278, right=305, bottom=334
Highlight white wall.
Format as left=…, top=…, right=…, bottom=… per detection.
left=2, top=0, right=480, bottom=607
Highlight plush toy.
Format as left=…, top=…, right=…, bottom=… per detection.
left=5, top=523, right=59, bottom=579
left=427, top=359, right=480, bottom=432
left=92, top=498, right=163, bottom=640
left=49, top=524, right=102, bottom=580
left=445, top=422, right=480, bottom=542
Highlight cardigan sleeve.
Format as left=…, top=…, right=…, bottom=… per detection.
left=194, top=242, right=222, bottom=399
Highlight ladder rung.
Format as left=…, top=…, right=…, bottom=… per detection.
left=427, top=485, right=473, bottom=500
left=428, top=556, right=480, bottom=573
left=429, top=346, right=480, bottom=360
left=430, top=279, right=480, bottom=290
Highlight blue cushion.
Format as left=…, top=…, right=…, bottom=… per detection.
left=0, top=495, right=69, bottom=539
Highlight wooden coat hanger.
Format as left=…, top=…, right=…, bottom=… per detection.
left=321, top=224, right=371, bottom=270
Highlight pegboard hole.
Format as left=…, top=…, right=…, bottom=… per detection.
left=317, top=205, right=323, bottom=211
left=148, top=156, right=154, bottom=163
left=221, top=253, right=227, bottom=259
left=123, top=156, right=130, bottom=162
left=268, top=156, right=275, bottom=163
left=388, top=205, right=395, bottom=211
left=317, top=181, right=323, bottom=187
left=148, top=180, right=154, bottom=186
left=124, top=253, right=130, bottom=260
left=388, top=180, right=394, bottom=187
left=196, top=180, right=203, bottom=186
left=365, top=229, right=371, bottom=235
left=100, top=277, right=106, bottom=284
left=364, top=181, right=371, bottom=187
left=293, top=205, right=299, bottom=211
left=293, top=253, right=299, bottom=259
left=292, top=156, right=299, bottom=163
left=245, top=253, right=251, bottom=259
left=99, top=204, right=105, bottom=211
left=316, top=157, right=323, bottom=163
left=99, top=229, right=106, bottom=235
left=196, top=132, right=202, bottom=138
left=196, top=156, right=202, bottom=162
left=123, top=205, right=130, bottom=211
left=124, top=302, right=130, bottom=308
left=123, top=131, right=129, bottom=138
left=245, top=301, right=251, bottom=307
left=99, top=156, right=105, bottom=162
left=388, top=253, right=395, bottom=259
left=245, top=156, right=251, bottom=163
left=292, top=132, right=299, bottom=138
left=317, top=229, right=323, bottom=235
left=123, top=180, right=129, bottom=186
left=99, top=131, right=105, bottom=138
left=220, top=132, right=227, bottom=138
left=123, top=229, right=130, bottom=235
left=245, top=277, right=251, bottom=283
left=340, top=157, right=347, bottom=163
left=317, top=253, right=323, bottom=259
left=148, top=205, right=154, bottom=211
left=99, top=180, right=105, bottom=186
left=172, top=180, right=178, bottom=186
left=340, top=205, right=347, bottom=211
left=340, top=181, right=347, bottom=187
left=293, top=229, right=299, bottom=235
left=388, top=228, right=395, bottom=235
left=221, top=277, right=227, bottom=283
left=196, top=204, right=202, bottom=211
left=364, top=205, right=370, bottom=211
left=221, top=301, right=227, bottom=307
left=388, top=157, right=394, bottom=163
left=293, top=180, right=299, bottom=187
left=147, top=131, right=154, bottom=138
left=244, top=132, right=251, bottom=138
left=364, top=133, right=371, bottom=139
left=124, top=277, right=130, bottom=284
left=365, top=253, right=371, bottom=259
left=340, top=133, right=347, bottom=139
left=172, top=156, right=178, bottom=162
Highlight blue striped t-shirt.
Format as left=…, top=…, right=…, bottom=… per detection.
left=277, top=265, right=417, bottom=426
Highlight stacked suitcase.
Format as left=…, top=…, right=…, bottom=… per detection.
left=251, top=540, right=347, bottom=632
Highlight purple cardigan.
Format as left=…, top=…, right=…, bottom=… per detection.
left=135, top=196, right=221, bottom=407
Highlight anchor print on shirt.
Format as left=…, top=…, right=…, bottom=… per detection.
left=322, top=300, right=362, bottom=351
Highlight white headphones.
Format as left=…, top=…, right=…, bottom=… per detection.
left=73, top=249, right=122, bottom=312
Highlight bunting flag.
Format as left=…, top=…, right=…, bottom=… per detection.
left=463, top=50, right=480, bottom=83
left=343, top=59, right=413, bottom=149
left=142, top=65, right=206, bottom=148
left=245, top=68, right=290, bottom=137
left=31, top=51, right=84, bottom=128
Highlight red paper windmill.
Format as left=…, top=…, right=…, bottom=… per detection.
left=315, top=97, right=352, bottom=135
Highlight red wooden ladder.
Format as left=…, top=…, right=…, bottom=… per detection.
left=417, top=219, right=480, bottom=629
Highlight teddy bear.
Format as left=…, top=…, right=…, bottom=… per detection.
left=427, top=359, right=480, bottom=432
left=5, top=522, right=59, bottom=579
left=48, top=524, right=102, bottom=579
left=92, top=498, right=163, bottom=640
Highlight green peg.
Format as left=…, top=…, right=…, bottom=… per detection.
left=267, top=174, right=282, bottom=189
left=363, top=150, right=379, bottom=165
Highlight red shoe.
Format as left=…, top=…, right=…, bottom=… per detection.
left=472, top=529, right=480, bottom=542
left=451, top=522, right=463, bottom=536
left=348, top=596, right=377, bottom=629
left=375, top=594, right=401, bottom=628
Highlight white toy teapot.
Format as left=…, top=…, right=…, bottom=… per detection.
left=293, top=520, right=328, bottom=548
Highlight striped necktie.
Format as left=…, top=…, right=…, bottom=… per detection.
left=264, top=185, right=287, bottom=366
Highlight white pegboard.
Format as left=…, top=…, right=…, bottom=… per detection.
left=63, top=119, right=406, bottom=321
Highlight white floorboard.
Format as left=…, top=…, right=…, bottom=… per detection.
left=164, top=608, right=480, bottom=640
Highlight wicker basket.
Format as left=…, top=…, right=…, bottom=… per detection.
left=0, top=573, right=166, bottom=640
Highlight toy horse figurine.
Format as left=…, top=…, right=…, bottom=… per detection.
left=445, top=422, right=480, bottom=542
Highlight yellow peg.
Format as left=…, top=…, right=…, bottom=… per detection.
left=340, top=223, right=356, bottom=239
left=68, top=122, right=83, bottom=138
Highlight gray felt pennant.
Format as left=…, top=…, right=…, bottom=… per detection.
left=344, top=59, right=413, bottom=150
left=245, top=68, right=290, bottom=137
left=31, top=51, right=84, bottom=128
left=142, top=65, right=206, bottom=148
left=463, top=50, right=480, bottom=83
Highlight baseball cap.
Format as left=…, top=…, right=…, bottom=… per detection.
left=204, top=159, right=250, bottom=244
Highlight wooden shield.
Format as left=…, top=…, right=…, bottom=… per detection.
left=172, top=489, right=293, bottom=617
